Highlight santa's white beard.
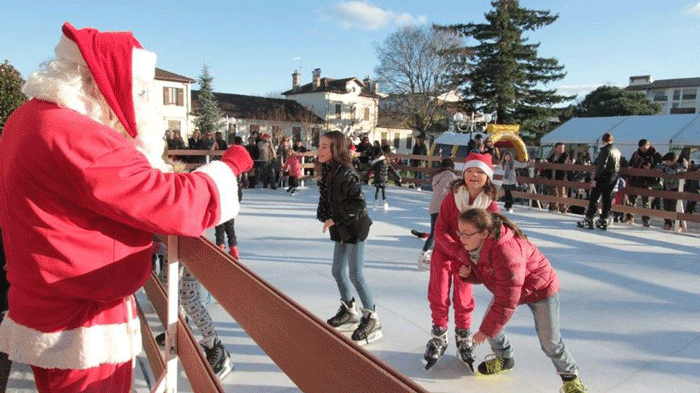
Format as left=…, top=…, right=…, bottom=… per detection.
left=132, top=92, right=171, bottom=173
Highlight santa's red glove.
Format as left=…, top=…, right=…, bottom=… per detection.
left=221, top=145, right=253, bottom=176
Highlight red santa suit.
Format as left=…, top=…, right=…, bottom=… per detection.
left=0, top=23, right=251, bottom=392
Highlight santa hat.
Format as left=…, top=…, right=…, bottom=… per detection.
left=54, top=22, right=157, bottom=139
left=463, top=152, right=494, bottom=180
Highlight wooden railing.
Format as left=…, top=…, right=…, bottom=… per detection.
left=137, top=234, right=429, bottom=393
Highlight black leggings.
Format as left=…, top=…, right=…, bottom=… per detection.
left=375, top=185, right=386, bottom=200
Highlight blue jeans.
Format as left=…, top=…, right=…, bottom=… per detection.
left=422, top=213, right=439, bottom=252
left=487, top=293, right=578, bottom=375
left=331, top=241, right=374, bottom=310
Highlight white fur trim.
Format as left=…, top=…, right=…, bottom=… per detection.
left=54, top=34, right=86, bottom=65
left=463, top=160, right=493, bottom=179
left=131, top=48, right=157, bottom=83
left=0, top=316, right=141, bottom=370
left=455, top=186, right=493, bottom=212
left=194, top=161, right=240, bottom=225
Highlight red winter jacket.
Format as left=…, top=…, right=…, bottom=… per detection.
left=460, top=225, right=560, bottom=337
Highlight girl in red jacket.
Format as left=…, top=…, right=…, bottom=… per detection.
left=424, top=153, right=499, bottom=371
left=457, top=209, right=587, bottom=393
left=282, top=149, right=303, bottom=195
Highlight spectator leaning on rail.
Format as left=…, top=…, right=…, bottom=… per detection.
left=624, top=139, right=663, bottom=227
left=0, top=23, right=253, bottom=393
left=546, top=143, right=569, bottom=214
left=577, top=133, right=621, bottom=230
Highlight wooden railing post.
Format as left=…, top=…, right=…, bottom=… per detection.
left=164, top=235, right=179, bottom=393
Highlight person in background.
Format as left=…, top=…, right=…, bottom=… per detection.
left=412, top=136, right=429, bottom=184
left=482, top=138, right=501, bottom=164
left=188, top=129, right=205, bottom=163
left=276, top=136, right=292, bottom=188
left=369, top=146, right=402, bottom=211
left=416, top=158, right=458, bottom=271
left=467, top=134, right=483, bottom=153
left=213, top=131, right=228, bottom=150
left=257, top=133, right=277, bottom=189
left=657, top=152, right=688, bottom=230
left=456, top=209, right=587, bottom=393
left=245, top=136, right=260, bottom=188
left=165, top=129, right=175, bottom=149
left=547, top=143, right=569, bottom=214
left=282, top=149, right=303, bottom=195
left=316, top=131, right=381, bottom=345
left=625, top=139, right=663, bottom=226
left=500, top=152, right=519, bottom=213
left=203, top=132, right=216, bottom=150
left=577, top=133, right=621, bottom=230
left=424, top=152, right=499, bottom=372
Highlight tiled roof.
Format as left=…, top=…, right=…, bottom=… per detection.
left=191, top=91, right=324, bottom=123
left=282, top=77, right=381, bottom=98
left=155, top=68, right=195, bottom=83
left=626, top=77, right=700, bottom=91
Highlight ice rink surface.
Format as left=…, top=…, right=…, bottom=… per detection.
left=7, top=184, right=700, bottom=392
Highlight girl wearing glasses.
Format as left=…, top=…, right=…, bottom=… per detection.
left=456, top=209, right=587, bottom=393
left=424, top=153, right=498, bottom=371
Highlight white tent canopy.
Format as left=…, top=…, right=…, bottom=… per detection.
left=541, top=114, right=700, bottom=158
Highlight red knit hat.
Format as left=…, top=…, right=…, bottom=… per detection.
left=463, top=152, right=494, bottom=179
left=55, top=22, right=157, bottom=139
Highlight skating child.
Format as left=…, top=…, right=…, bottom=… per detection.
left=153, top=239, right=233, bottom=380
left=282, top=149, right=303, bottom=195
left=424, top=153, right=499, bottom=371
left=316, top=131, right=381, bottom=345
left=215, top=181, right=243, bottom=259
left=369, top=146, right=401, bottom=210
left=416, top=158, right=458, bottom=270
left=456, top=209, right=587, bottom=393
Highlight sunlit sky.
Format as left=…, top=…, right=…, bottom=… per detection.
left=4, top=1, right=700, bottom=101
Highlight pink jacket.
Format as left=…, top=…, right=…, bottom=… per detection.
left=0, top=100, right=239, bottom=369
left=282, top=154, right=302, bottom=177
left=460, top=225, right=560, bottom=337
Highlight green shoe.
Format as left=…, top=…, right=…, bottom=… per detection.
left=477, top=354, right=514, bottom=375
left=560, top=376, right=588, bottom=393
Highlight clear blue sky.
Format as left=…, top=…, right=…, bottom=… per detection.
left=3, top=1, right=699, bottom=101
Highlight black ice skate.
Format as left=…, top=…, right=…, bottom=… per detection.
left=595, top=218, right=608, bottom=230
left=576, top=217, right=594, bottom=229
left=327, top=298, right=360, bottom=331
left=351, top=308, right=382, bottom=345
left=455, top=328, right=476, bottom=372
left=202, top=338, right=233, bottom=380
left=411, top=229, right=429, bottom=239
left=424, top=326, right=448, bottom=370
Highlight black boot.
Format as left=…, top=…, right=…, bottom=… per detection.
left=576, top=216, right=594, bottom=229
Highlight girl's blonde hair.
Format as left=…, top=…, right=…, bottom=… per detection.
left=458, top=208, right=527, bottom=240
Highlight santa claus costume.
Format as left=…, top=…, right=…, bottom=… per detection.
left=0, top=23, right=252, bottom=392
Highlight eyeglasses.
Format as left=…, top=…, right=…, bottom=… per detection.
left=457, top=230, right=482, bottom=240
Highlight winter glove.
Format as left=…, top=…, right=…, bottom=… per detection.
left=221, top=145, right=254, bottom=176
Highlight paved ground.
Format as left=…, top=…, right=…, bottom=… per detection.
left=5, top=184, right=700, bottom=392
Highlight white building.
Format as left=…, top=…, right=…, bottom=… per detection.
left=282, top=68, right=381, bottom=143
left=154, top=68, right=195, bottom=136
left=625, top=75, right=700, bottom=115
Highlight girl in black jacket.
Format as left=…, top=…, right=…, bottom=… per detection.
left=316, top=131, right=381, bottom=345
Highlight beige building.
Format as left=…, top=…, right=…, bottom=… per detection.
left=626, top=75, right=699, bottom=115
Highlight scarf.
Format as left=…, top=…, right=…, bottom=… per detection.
left=454, top=185, right=493, bottom=212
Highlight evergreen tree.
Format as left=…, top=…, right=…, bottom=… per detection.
left=443, top=0, right=572, bottom=143
left=194, top=64, right=222, bottom=135
left=576, top=86, right=661, bottom=117
left=0, top=60, right=28, bottom=133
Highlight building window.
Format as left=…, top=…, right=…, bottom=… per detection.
left=673, top=90, right=681, bottom=100
left=652, top=91, right=668, bottom=102
left=272, top=125, right=281, bottom=138
left=292, top=127, right=301, bottom=142
left=406, top=136, right=412, bottom=149
left=312, top=127, right=320, bottom=147
left=682, top=88, right=697, bottom=100
left=335, top=104, right=342, bottom=117
left=364, top=107, right=370, bottom=121
left=163, top=87, right=184, bottom=106
left=167, top=120, right=181, bottom=131
left=394, top=134, right=400, bottom=149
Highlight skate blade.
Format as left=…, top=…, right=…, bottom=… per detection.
left=353, top=330, right=382, bottom=346
left=215, top=359, right=233, bottom=381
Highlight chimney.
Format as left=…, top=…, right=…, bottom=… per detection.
left=371, top=81, right=378, bottom=94
left=312, top=68, right=321, bottom=89
left=292, top=69, right=301, bottom=90
left=363, top=75, right=370, bottom=87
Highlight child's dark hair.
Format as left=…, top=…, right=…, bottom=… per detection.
left=314, top=131, right=354, bottom=177
left=458, top=208, right=527, bottom=240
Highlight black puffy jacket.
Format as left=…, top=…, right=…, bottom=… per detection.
left=318, top=163, right=372, bottom=243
